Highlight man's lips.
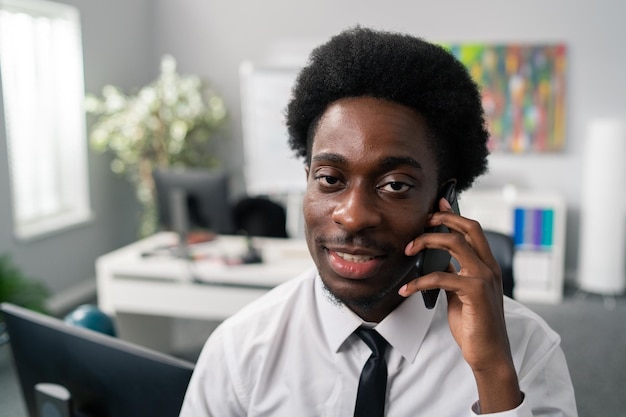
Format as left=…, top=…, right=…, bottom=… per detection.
left=334, top=251, right=377, bottom=263
left=325, top=247, right=385, bottom=279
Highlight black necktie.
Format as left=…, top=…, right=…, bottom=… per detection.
left=354, top=327, right=389, bottom=417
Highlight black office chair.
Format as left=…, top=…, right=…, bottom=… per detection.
left=484, top=230, right=515, bottom=299
left=232, top=197, right=288, bottom=238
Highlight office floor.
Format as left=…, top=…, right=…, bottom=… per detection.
left=526, top=287, right=626, bottom=417
left=0, top=339, right=27, bottom=417
left=1, top=287, right=625, bottom=417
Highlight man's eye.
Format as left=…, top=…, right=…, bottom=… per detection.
left=380, top=182, right=412, bottom=193
left=316, top=175, right=340, bottom=187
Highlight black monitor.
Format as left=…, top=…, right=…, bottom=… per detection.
left=1, top=303, right=195, bottom=417
left=153, top=168, right=235, bottom=235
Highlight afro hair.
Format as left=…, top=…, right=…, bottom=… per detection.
left=285, top=26, right=489, bottom=192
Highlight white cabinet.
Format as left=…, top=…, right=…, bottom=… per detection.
left=459, top=188, right=566, bottom=304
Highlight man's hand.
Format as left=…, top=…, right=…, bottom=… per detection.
left=400, top=198, right=523, bottom=413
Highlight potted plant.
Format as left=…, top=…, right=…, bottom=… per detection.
left=85, top=55, right=228, bottom=237
left=0, top=254, right=49, bottom=345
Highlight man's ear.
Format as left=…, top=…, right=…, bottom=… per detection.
left=438, top=179, right=457, bottom=198
left=432, top=179, right=457, bottom=212
left=304, top=166, right=310, bottom=181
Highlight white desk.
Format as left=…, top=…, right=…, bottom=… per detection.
left=96, top=232, right=313, bottom=352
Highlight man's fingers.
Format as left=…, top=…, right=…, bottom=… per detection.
left=405, top=212, right=500, bottom=274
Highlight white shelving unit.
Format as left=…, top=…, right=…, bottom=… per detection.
left=459, top=188, right=566, bottom=304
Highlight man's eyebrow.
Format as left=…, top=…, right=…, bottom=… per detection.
left=379, top=156, right=423, bottom=171
left=311, top=152, right=347, bottom=165
left=311, top=153, right=423, bottom=171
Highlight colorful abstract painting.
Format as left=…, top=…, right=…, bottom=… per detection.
left=443, top=43, right=567, bottom=153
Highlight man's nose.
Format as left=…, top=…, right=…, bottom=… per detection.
left=331, top=185, right=382, bottom=232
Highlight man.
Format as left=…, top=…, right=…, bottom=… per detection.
left=180, top=27, right=577, bottom=416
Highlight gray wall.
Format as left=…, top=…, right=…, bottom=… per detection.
left=153, top=0, right=626, bottom=282
left=1, top=0, right=624, bottom=297
left=0, top=0, right=158, bottom=296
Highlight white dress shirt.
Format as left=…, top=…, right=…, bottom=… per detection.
left=180, top=268, right=577, bottom=416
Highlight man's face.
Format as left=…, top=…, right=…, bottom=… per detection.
left=303, top=96, right=439, bottom=321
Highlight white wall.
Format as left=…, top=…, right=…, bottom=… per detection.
left=153, top=0, right=626, bottom=281
left=0, top=0, right=158, bottom=296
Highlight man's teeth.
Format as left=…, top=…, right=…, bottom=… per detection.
left=336, top=252, right=375, bottom=262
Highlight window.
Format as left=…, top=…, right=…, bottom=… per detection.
left=0, top=0, right=91, bottom=240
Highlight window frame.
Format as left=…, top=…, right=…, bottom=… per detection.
left=0, top=0, right=92, bottom=241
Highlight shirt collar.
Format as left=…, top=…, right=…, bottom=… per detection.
left=315, top=273, right=439, bottom=363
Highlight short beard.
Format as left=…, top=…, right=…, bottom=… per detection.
left=314, top=232, right=418, bottom=316
left=320, top=277, right=395, bottom=313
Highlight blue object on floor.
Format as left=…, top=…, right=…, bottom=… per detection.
left=64, top=304, right=117, bottom=337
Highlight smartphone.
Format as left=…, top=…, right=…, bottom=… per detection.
left=414, top=182, right=460, bottom=309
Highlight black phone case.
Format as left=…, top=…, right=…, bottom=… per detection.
left=415, top=183, right=459, bottom=309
